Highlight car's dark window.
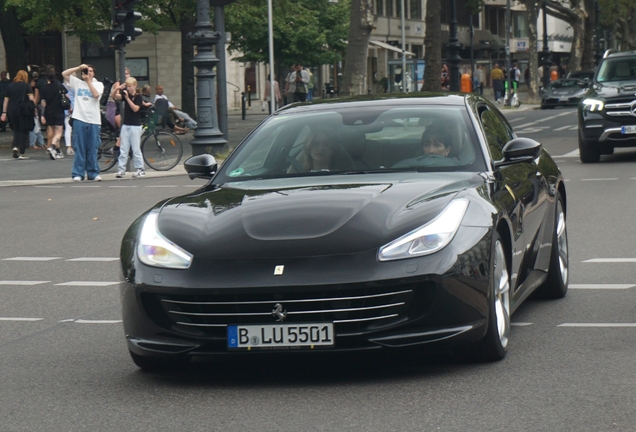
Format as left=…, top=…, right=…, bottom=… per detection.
left=216, top=106, right=487, bottom=183
left=597, top=58, right=636, bottom=82
left=548, top=79, right=579, bottom=89
left=479, top=107, right=514, bottom=162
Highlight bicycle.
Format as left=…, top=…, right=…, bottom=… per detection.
left=97, top=110, right=183, bottom=173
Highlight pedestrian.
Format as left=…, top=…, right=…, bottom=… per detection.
left=0, top=71, right=10, bottom=132
left=510, top=62, right=521, bottom=89
left=153, top=85, right=197, bottom=130
left=263, top=75, right=281, bottom=114
left=0, top=70, right=36, bottom=160
left=490, top=63, right=504, bottom=103
left=107, top=68, right=130, bottom=130
left=306, top=67, right=315, bottom=101
left=474, top=64, right=485, bottom=95
left=115, top=77, right=145, bottom=179
left=40, top=67, right=68, bottom=160
left=62, top=63, right=104, bottom=182
left=441, top=64, right=450, bottom=90
left=285, top=63, right=310, bottom=103
left=29, top=115, right=45, bottom=150
left=63, top=82, right=75, bottom=156
left=524, top=66, right=530, bottom=89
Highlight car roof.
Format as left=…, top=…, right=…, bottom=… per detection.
left=604, top=50, right=636, bottom=59
left=276, top=93, right=469, bottom=114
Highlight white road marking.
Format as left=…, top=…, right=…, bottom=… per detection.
left=515, top=111, right=573, bottom=128
left=516, top=127, right=550, bottom=133
left=569, top=126, right=579, bottom=130
left=583, top=258, right=636, bottom=263
left=511, top=322, right=533, bottom=327
left=569, top=284, right=635, bottom=289
left=558, top=323, right=636, bottom=328
left=0, top=317, right=44, bottom=321
left=580, top=178, right=618, bottom=181
left=554, top=125, right=575, bottom=131
left=108, top=185, right=138, bottom=188
left=0, top=281, right=50, bottom=285
left=554, top=149, right=579, bottom=158
left=54, top=281, right=120, bottom=286
left=66, top=257, right=119, bottom=262
left=146, top=185, right=178, bottom=188
left=34, top=185, right=64, bottom=188
left=73, top=319, right=122, bottom=324
left=70, top=185, right=101, bottom=188
left=2, top=257, right=62, bottom=261
left=507, top=117, right=526, bottom=123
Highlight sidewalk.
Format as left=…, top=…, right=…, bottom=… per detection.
left=0, top=109, right=268, bottom=187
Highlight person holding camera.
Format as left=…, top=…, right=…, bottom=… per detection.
left=62, top=63, right=104, bottom=181
left=285, top=63, right=309, bottom=103
left=114, top=77, right=145, bottom=179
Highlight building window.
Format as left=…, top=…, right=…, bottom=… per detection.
left=410, top=0, right=421, bottom=20
left=396, top=0, right=401, bottom=17
left=513, top=12, right=528, bottom=38
left=375, top=0, right=384, bottom=15
left=386, top=0, right=393, bottom=17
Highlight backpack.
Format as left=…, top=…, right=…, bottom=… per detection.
left=100, top=77, right=114, bottom=106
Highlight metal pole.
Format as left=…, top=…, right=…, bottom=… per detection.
left=267, top=0, right=275, bottom=112
left=470, top=16, right=474, bottom=91
left=214, top=6, right=228, bottom=141
left=504, top=0, right=511, bottom=105
left=188, top=0, right=227, bottom=156
left=118, top=46, right=126, bottom=124
left=542, top=1, right=551, bottom=89
left=448, top=0, right=461, bottom=92
left=400, top=0, right=407, bottom=92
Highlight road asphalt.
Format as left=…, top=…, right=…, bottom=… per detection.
left=0, top=90, right=535, bottom=187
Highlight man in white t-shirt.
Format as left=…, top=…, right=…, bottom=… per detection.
left=62, top=64, right=104, bottom=181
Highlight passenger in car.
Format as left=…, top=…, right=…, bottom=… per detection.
left=299, top=130, right=356, bottom=172
left=391, top=124, right=460, bottom=168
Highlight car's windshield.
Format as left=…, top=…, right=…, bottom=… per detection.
left=596, top=58, right=636, bottom=82
left=548, top=79, right=580, bottom=89
left=215, top=105, right=486, bottom=183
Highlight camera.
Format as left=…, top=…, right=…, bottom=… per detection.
left=81, top=68, right=89, bottom=75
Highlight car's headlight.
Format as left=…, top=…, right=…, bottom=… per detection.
left=378, top=199, right=469, bottom=262
left=582, top=98, right=604, bottom=112
left=137, top=212, right=193, bottom=269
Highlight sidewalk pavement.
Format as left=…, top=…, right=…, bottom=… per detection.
left=0, top=91, right=537, bottom=187
left=0, top=109, right=269, bottom=187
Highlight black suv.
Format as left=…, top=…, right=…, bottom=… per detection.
left=577, top=50, right=636, bottom=162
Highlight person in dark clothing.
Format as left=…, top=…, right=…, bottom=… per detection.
left=0, top=70, right=36, bottom=159
left=0, top=71, right=10, bottom=132
left=40, top=68, right=68, bottom=160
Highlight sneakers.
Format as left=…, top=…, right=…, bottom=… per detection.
left=133, top=169, right=146, bottom=178
left=48, top=147, right=57, bottom=160
left=12, top=147, right=18, bottom=158
left=55, top=149, right=64, bottom=159
left=18, top=155, right=29, bottom=160
left=93, top=175, right=102, bottom=181
left=116, top=171, right=125, bottom=178
left=66, top=147, right=75, bottom=156
left=73, top=176, right=83, bottom=182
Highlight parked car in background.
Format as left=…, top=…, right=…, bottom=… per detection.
left=540, top=78, right=589, bottom=109
left=578, top=50, right=636, bottom=162
left=120, top=94, right=569, bottom=370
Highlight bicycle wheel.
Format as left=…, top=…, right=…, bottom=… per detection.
left=141, top=131, right=183, bottom=171
left=98, top=137, right=119, bottom=172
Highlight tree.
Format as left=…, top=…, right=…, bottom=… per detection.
left=0, top=0, right=28, bottom=75
left=544, top=0, right=586, bottom=73
left=516, top=0, right=541, bottom=103
left=422, top=0, right=441, bottom=91
left=225, top=0, right=349, bottom=88
left=340, top=0, right=372, bottom=96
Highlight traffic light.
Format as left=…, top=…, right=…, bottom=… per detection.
left=110, top=0, right=142, bottom=47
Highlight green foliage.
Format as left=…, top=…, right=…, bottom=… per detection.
left=225, top=0, right=350, bottom=67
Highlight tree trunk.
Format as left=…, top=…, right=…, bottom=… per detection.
left=341, top=0, right=373, bottom=96
left=0, top=5, right=28, bottom=76
left=180, top=16, right=196, bottom=118
left=422, top=0, right=441, bottom=92
left=519, top=0, right=540, bottom=103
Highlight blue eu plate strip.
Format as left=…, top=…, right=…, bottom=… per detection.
left=227, top=325, right=238, bottom=348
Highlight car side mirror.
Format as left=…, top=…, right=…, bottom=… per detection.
left=184, top=154, right=218, bottom=180
left=494, top=138, right=542, bottom=168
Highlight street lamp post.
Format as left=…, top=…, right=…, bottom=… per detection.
left=504, top=0, right=512, bottom=105
left=188, top=0, right=227, bottom=156
left=400, top=0, right=407, bottom=92
left=448, top=0, right=461, bottom=91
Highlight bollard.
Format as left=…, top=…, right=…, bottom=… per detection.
left=241, top=92, right=246, bottom=120
left=460, top=73, right=472, bottom=93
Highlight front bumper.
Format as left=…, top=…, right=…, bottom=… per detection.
left=121, top=226, right=493, bottom=358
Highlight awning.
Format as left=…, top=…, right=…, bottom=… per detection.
left=474, top=30, right=505, bottom=50
left=441, top=30, right=472, bottom=48
left=369, top=40, right=415, bottom=56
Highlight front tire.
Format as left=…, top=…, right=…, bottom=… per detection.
left=536, top=193, right=569, bottom=299
left=578, top=130, right=600, bottom=163
left=472, top=232, right=510, bottom=362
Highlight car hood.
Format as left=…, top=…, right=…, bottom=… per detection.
left=592, top=82, right=636, bottom=99
left=156, top=173, right=485, bottom=260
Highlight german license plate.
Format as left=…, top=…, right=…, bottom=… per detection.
left=559, top=97, right=569, bottom=102
left=621, top=126, right=636, bottom=134
left=227, top=323, right=334, bottom=349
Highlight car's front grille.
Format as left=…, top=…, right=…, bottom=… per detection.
left=141, top=280, right=435, bottom=339
left=605, top=99, right=636, bottom=117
